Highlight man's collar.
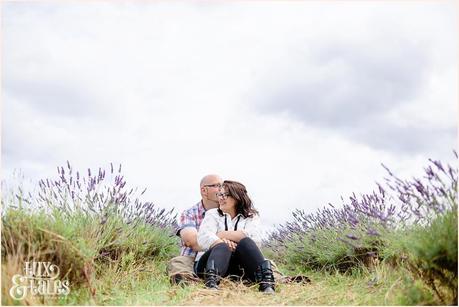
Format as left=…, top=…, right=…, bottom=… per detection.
left=199, top=200, right=208, bottom=217
left=200, top=199, right=219, bottom=211
left=200, top=200, right=206, bottom=211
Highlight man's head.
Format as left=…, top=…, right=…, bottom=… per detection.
left=200, top=174, right=223, bottom=206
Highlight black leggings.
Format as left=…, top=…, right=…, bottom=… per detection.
left=194, top=237, right=265, bottom=282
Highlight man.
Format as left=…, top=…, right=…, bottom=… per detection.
left=177, top=174, right=224, bottom=256
left=167, top=174, right=223, bottom=284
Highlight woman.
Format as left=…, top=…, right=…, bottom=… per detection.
left=196, top=180, right=275, bottom=293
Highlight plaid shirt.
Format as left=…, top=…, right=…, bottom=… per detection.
left=176, top=200, right=206, bottom=257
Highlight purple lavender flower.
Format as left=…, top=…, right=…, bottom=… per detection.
left=346, top=234, right=359, bottom=240
left=266, top=152, right=457, bottom=269
left=31, top=161, right=177, bottom=231
left=367, top=229, right=380, bottom=236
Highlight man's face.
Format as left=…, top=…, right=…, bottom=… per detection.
left=201, top=177, right=223, bottom=202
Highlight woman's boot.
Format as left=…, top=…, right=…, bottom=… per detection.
left=255, top=260, right=275, bottom=293
left=204, top=260, right=220, bottom=290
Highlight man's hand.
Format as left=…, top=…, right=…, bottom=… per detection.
left=180, top=228, right=201, bottom=251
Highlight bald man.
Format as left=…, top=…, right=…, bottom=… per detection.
left=176, top=174, right=223, bottom=257
left=168, top=175, right=223, bottom=284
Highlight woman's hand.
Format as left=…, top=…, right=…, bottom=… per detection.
left=210, top=239, right=224, bottom=248
left=222, top=238, right=237, bottom=251
left=210, top=238, right=237, bottom=251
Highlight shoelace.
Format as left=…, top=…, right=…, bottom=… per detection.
left=262, top=268, right=274, bottom=282
left=205, top=270, right=219, bottom=279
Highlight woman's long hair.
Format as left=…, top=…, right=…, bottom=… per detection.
left=218, top=180, right=258, bottom=218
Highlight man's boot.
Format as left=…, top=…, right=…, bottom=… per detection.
left=170, top=273, right=185, bottom=286
left=255, top=260, right=275, bottom=294
left=204, top=260, right=220, bottom=290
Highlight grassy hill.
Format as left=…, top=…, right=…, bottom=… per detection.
left=1, top=159, right=457, bottom=305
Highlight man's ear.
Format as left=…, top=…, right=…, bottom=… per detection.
left=200, top=186, right=207, bottom=197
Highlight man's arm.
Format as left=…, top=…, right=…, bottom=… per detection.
left=179, top=228, right=202, bottom=252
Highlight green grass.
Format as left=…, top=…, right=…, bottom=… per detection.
left=53, top=261, right=197, bottom=305
left=2, top=203, right=455, bottom=305
left=1, top=205, right=180, bottom=305
left=380, top=208, right=458, bottom=304
left=3, top=260, right=440, bottom=305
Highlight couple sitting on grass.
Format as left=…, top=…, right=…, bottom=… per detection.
left=170, top=174, right=277, bottom=293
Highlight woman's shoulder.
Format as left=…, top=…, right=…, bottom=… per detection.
left=205, top=208, right=220, bottom=217
left=243, top=212, right=260, bottom=222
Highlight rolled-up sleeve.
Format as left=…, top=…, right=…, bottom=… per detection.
left=197, top=212, right=220, bottom=250
left=242, top=215, right=262, bottom=246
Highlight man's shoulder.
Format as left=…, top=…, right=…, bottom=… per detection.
left=181, top=201, right=201, bottom=215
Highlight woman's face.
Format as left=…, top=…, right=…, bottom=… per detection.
left=218, top=190, right=237, bottom=214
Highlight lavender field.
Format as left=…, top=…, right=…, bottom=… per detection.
left=265, top=154, right=457, bottom=304
left=1, top=155, right=457, bottom=305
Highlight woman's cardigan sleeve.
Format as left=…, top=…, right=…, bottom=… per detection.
left=197, top=210, right=221, bottom=250
left=242, top=214, right=262, bottom=246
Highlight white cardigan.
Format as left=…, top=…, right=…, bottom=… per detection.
left=196, top=208, right=262, bottom=262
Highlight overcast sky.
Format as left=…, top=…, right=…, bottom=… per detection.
left=2, top=1, right=457, bottom=233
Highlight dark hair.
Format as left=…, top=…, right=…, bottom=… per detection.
left=218, top=180, right=258, bottom=218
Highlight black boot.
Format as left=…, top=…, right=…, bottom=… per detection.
left=255, top=260, right=275, bottom=294
left=204, top=260, right=220, bottom=290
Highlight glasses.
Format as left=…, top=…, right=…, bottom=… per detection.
left=203, top=183, right=222, bottom=189
left=217, top=192, right=230, bottom=199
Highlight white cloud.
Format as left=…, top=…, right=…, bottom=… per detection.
left=2, top=1, right=457, bottom=234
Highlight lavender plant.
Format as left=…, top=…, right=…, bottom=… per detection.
left=382, top=153, right=458, bottom=226
left=33, top=161, right=177, bottom=230
left=2, top=162, right=180, bottom=289
left=266, top=153, right=457, bottom=274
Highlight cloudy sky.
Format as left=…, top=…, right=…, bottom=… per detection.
left=2, top=1, right=457, bottom=232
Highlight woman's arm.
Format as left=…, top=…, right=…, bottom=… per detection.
left=216, top=230, right=246, bottom=242
left=217, top=215, right=262, bottom=244
left=241, top=215, right=262, bottom=246
left=197, top=211, right=222, bottom=250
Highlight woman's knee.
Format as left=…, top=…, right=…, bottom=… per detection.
left=238, top=237, right=257, bottom=247
left=236, top=237, right=261, bottom=254
left=213, top=242, right=232, bottom=252
left=210, top=242, right=233, bottom=259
